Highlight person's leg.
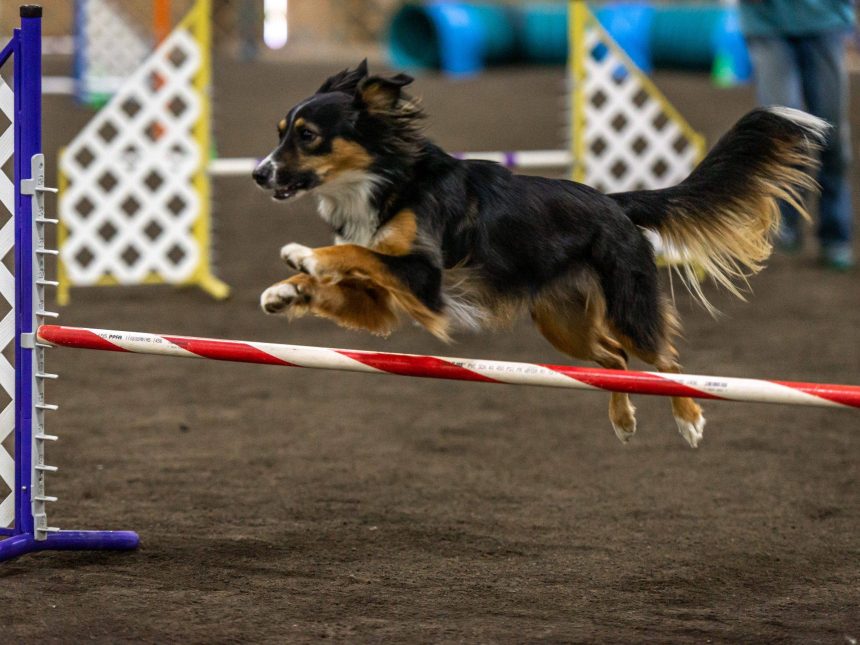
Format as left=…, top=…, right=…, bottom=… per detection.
left=745, top=36, right=806, bottom=249
left=797, top=31, right=854, bottom=268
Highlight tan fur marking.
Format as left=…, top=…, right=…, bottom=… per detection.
left=656, top=357, right=703, bottom=428
left=671, top=392, right=703, bottom=424
left=631, top=342, right=703, bottom=428
left=307, top=244, right=449, bottom=340
left=298, top=138, right=373, bottom=180
left=277, top=273, right=400, bottom=336
left=372, top=209, right=417, bottom=256
left=531, top=280, right=637, bottom=439
left=278, top=118, right=287, bottom=133
left=361, top=82, right=396, bottom=111
left=658, top=138, right=820, bottom=313
left=293, top=117, right=305, bottom=129
left=529, top=267, right=703, bottom=441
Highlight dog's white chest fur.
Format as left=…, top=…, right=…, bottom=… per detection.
left=314, top=171, right=382, bottom=246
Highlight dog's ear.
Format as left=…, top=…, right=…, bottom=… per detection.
left=317, top=59, right=369, bottom=94
left=357, top=73, right=414, bottom=112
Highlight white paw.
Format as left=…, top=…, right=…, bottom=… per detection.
left=675, top=414, right=706, bottom=448
left=280, top=243, right=317, bottom=275
left=612, top=417, right=637, bottom=444
left=260, top=282, right=302, bottom=314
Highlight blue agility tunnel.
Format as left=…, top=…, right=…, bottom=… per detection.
left=387, top=1, right=653, bottom=75
left=517, top=3, right=568, bottom=65
left=388, top=2, right=518, bottom=76
left=650, top=4, right=751, bottom=82
left=387, top=1, right=750, bottom=83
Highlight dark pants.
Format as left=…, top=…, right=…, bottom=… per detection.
left=746, top=31, right=853, bottom=256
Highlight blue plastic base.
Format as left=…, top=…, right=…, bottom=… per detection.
left=0, top=530, right=140, bottom=562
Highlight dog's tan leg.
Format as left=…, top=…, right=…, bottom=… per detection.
left=261, top=273, right=402, bottom=335
left=647, top=348, right=705, bottom=448
left=532, top=292, right=637, bottom=444
left=280, top=242, right=399, bottom=285
left=278, top=242, right=449, bottom=340
left=621, top=302, right=705, bottom=448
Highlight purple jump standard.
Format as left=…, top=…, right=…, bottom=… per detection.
left=0, top=5, right=138, bottom=563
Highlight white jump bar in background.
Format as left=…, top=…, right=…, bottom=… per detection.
left=206, top=149, right=572, bottom=177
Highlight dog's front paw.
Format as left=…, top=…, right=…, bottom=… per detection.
left=280, top=243, right=318, bottom=275
left=260, top=281, right=309, bottom=315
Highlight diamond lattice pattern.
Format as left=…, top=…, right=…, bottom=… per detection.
left=79, top=0, right=151, bottom=100
left=0, top=75, right=16, bottom=529
left=581, top=24, right=702, bottom=193
left=61, top=28, right=203, bottom=286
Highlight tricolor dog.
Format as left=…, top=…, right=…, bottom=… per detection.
left=253, top=60, right=826, bottom=447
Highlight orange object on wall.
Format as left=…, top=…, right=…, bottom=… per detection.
left=153, top=0, right=171, bottom=43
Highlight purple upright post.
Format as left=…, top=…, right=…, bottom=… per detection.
left=0, top=5, right=139, bottom=563
left=13, top=3, right=40, bottom=545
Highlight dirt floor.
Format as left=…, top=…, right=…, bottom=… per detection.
left=0, top=55, right=858, bottom=643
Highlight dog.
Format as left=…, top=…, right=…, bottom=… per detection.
left=253, top=60, right=826, bottom=447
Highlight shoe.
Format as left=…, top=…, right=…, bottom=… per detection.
left=819, top=245, right=854, bottom=271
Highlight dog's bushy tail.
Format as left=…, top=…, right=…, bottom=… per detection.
left=610, top=107, right=828, bottom=311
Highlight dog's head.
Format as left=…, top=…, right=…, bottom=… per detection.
left=253, top=60, right=422, bottom=202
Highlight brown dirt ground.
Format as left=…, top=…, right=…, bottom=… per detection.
left=0, top=57, right=858, bottom=643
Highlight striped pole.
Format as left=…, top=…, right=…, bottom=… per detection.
left=37, top=325, right=860, bottom=409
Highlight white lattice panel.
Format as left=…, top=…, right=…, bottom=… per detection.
left=79, top=0, right=151, bottom=100
left=580, top=27, right=701, bottom=193
left=0, top=76, right=15, bottom=529
left=61, top=28, right=203, bottom=286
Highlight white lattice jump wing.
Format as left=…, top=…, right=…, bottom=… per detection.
left=0, top=75, right=14, bottom=529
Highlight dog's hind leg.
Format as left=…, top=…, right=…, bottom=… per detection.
left=532, top=288, right=638, bottom=444
left=639, top=346, right=705, bottom=448
left=622, top=305, right=705, bottom=448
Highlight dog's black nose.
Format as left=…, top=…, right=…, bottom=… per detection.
left=252, top=162, right=272, bottom=187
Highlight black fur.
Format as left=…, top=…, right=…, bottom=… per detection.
left=384, top=147, right=665, bottom=350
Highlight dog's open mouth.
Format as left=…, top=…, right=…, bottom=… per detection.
left=272, top=187, right=299, bottom=201
left=271, top=177, right=316, bottom=201
left=272, top=184, right=306, bottom=201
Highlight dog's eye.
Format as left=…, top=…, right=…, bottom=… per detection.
left=298, top=128, right=317, bottom=143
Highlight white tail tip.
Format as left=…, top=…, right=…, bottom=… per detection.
left=765, top=106, right=831, bottom=142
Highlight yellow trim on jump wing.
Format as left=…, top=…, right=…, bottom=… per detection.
left=95, top=272, right=168, bottom=287
left=569, top=1, right=588, bottom=183
left=180, top=0, right=230, bottom=300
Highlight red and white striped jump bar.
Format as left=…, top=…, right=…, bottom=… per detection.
left=37, top=325, right=860, bottom=409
